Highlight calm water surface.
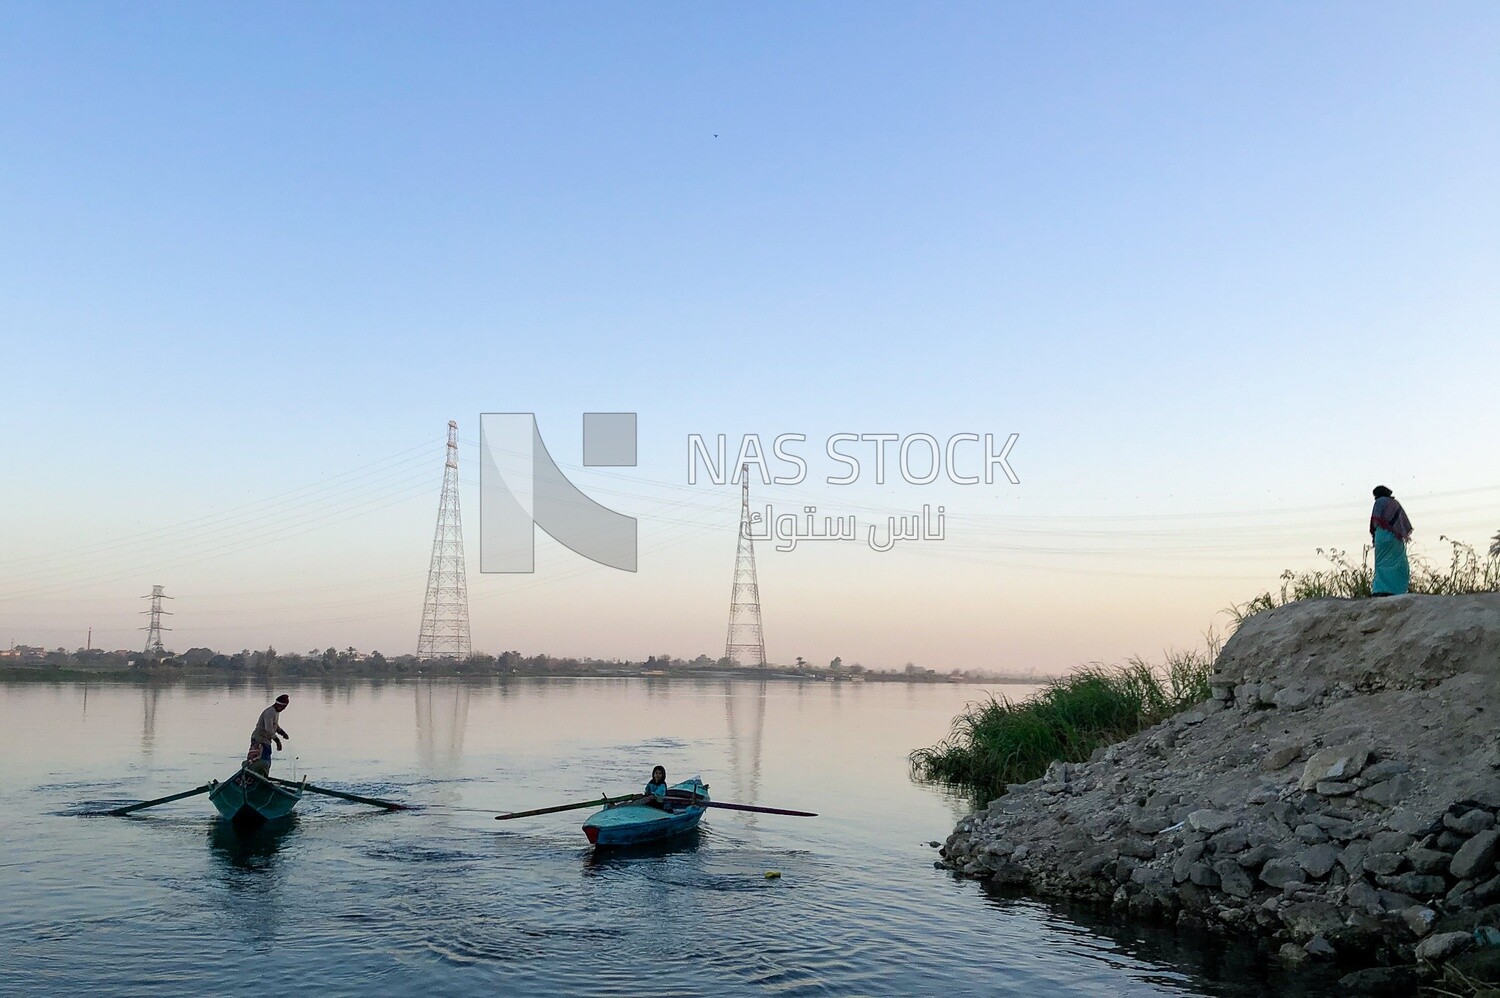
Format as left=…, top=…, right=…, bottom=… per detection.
left=0, top=678, right=1326, bottom=996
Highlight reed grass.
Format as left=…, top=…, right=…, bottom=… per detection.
left=909, top=646, right=1214, bottom=801
left=1228, top=538, right=1500, bottom=625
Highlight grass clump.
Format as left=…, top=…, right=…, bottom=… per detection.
left=909, top=646, right=1214, bottom=802
left=1228, top=537, right=1500, bottom=625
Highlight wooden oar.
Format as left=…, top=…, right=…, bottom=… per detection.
left=662, top=791, right=816, bottom=817
left=108, top=783, right=214, bottom=816
left=494, top=793, right=629, bottom=820
left=701, top=801, right=816, bottom=817
left=265, top=775, right=408, bottom=811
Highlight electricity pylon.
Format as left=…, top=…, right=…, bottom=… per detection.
left=417, top=420, right=472, bottom=659
left=724, top=465, right=767, bottom=667
left=140, top=585, right=172, bottom=657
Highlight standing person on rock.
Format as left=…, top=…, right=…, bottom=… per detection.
left=1369, top=486, right=1414, bottom=596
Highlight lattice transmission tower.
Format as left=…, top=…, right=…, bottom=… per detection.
left=140, top=585, right=172, bottom=657
left=417, top=420, right=472, bottom=659
left=724, top=464, right=767, bottom=667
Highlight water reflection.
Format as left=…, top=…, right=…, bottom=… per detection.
left=415, top=680, right=471, bottom=776
left=207, top=816, right=297, bottom=872
left=723, top=680, right=766, bottom=814
left=977, top=883, right=1345, bottom=998
left=582, top=828, right=705, bottom=872
left=141, top=684, right=161, bottom=758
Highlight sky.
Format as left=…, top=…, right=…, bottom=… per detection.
left=1, top=2, right=1497, bottom=673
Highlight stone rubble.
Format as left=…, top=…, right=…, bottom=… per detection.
left=938, top=593, right=1500, bottom=991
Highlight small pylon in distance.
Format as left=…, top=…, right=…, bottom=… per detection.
left=140, top=585, right=172, bottom=657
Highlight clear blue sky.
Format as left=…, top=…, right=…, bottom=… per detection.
left=2, top=3, right=1497, bottom=670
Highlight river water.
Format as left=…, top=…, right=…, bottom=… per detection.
left=0, top=677, right=1326, bottom=996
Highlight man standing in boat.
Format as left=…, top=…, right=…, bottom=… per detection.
left=247, top=694, right=290, bottom=774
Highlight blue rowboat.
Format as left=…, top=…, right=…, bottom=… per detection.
left=582, top=778, right=709, bottom=846
left=208, top=766, right=306, bottom=831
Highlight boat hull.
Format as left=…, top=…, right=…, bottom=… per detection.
left=583, top=778, right=708, bottom=846
left=209, top=767, right=305, bottom=830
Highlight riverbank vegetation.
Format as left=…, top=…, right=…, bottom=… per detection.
left=913, top=536, right=1500, bottom=802
left=1228, top=538, right=1500, bottom=624
left=909, top=648, right=1214, bottom=802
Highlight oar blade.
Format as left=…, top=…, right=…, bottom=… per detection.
left=495, top=794, right=627, bottom=820
left=703, top=800, right=818, bottom=817
left=261, top=774, right=407, bottom=811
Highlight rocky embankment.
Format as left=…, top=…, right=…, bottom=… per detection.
left=940, top=593, right=1500, bottom=994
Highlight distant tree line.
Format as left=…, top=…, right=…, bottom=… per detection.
left=0, top=644, right=1008, bottom=683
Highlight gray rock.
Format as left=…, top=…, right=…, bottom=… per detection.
left=1279, top=899, right=1344, bottom=938
left=1172, top=844, right=1203, bottom=883
left=1415, top=930, right=1473, bottom=962
left=1361, top=760, right=1410, bottom=783
left=1130, top=865, right=1172, bottom=890
left=1261, top=744, right=1303, bottom=772
left=1337, top=966, right=1418, bottom=995
left=1238, top=844, right=1277, bottom=869
left=1437, top=830, right=1466, bottom=851
left=1376, top=888, right=1420, bottom=911
left=1118, top=837, right=1156, bottom=859
left=1187, top=809, right=1235, bottom=834
left=1215, top=859, right=1254, bottom=898
left=1406, top=847, right=1450, bottom=874
left=1450, top=828, right=1500, bottom=879
left=1261, top=857, right=1306, bottom=889
left=1445, top=808, right=1497, bottom=836
left=1369, top=831, right=1414, bottom=854
left=1298, top=844, right=1341, bottom=879
left=1306, top=813, right=1354, bottom=835
left=1338, top=841, right=1369, bottom=875
left=1189, top=862, right=1219, bottom=887
left=1362, top=852, right=1404, bottom=876
left=1294, top=823, right=1329, bottom=844
left=1262, top=800, right=1297, bottom=825
left=1344, top=880, right=1383, bottom=914
left=1277, top=942, right=1308, bottom=967
left=1375, top=872, right=1445, bottom=897
left=1383, top=810, right=1433, bottom=835
left=1209, top=828, right=1249, bottom=855
left=1315, top=781, right=1357, bottom=797
left=989, top=860, right=1028, bottom=885
left=1299, top=746, right=1370, bottom=790
left=1304, top=934, right=1336, bottom=958
left=1400, top=905, right=1437, bottom=937
left=1473, top=873, right=1500, bottom=903
left=1129, top=813, right=1171, bottom=835
left=1274, top=687, right=1312, bottom=711
left=1357, top=775, right=1413, bottom=807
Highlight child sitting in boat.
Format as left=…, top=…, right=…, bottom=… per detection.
left=643, top=766, right=672, bottom=810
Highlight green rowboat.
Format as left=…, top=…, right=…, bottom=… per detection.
left=208, top=766, right=306, bottom=830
